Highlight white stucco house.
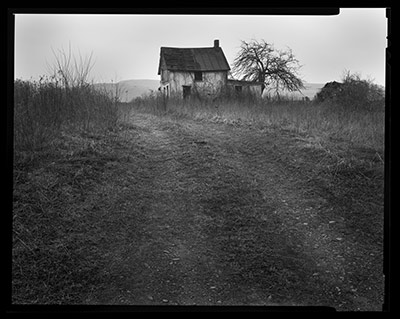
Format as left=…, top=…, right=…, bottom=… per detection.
left=158, top=40, right=263, bottom=99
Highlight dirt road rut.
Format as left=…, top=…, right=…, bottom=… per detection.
left=86, top=112, right=384, bottom=310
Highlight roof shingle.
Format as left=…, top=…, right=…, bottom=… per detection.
left=158, top=46, right=230, bottom=74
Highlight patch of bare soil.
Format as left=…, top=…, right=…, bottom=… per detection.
left=12, top=112, right=384, bottom=310
left=83, top=113, right=384, bottom=310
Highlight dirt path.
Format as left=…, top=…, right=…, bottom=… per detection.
left=84, top=112, right=384, bottom=310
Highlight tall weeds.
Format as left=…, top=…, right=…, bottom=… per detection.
left=14, top=78, right=63, bottom=152
left=14, top=78, right=118, bottom=153
left=14, top=47, right=118, bottom=154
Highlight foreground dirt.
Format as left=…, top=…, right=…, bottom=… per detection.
left=13, top=111, right=384, bottom=310
left=78, top=112, right=383, bottom=310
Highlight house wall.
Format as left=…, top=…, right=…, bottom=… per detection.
left=167, top=71, right=192, bottom=92
left=193, top=71, right=227, bottom=96
left=162, top=70, right=227, bottom=97
left=161, top=69, right=169, bottom=83
left=227, top=83, right=263, bottom=97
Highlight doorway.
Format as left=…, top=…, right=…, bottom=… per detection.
left=182, top=85, right=191, bottom=99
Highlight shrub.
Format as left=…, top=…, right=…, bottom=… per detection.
left=314, top=71, right=385, bottom=111
left=14, top=47, right=119, bottom=153
left=339, top=72, right=385, bottom=111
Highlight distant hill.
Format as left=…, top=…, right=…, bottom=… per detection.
left=262, top=82, right=324, bottom=100
left=93, top=79, right=324, bottom=102
left=301, top=82, right=325, bottom=99
left=93, top=79, right=160, bottom=102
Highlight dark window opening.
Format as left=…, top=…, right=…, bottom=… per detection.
left=194, top=71, right=203, bottom=82
left=182, top=85, right=191, bottom=99
left=235, top=85, right=242, bottom=92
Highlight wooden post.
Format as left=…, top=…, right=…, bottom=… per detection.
left=163, top=87, right=167, bottom=112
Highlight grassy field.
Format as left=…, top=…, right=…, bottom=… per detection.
left=131, top=94, right=385, bottom=153
left=12, top=80, right=385, bottom=309
left=12, top=78, right=120, bottom=303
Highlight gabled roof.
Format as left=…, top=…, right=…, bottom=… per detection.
left=158, top=46, right=231, bottom=74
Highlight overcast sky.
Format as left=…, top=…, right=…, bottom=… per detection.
left=14, top=9, right=387, bottom=85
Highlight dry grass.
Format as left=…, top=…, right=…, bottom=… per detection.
left=12, top=82, right=385, bottom=307
left=128, top=94, right=385, bottom=153
left=12, top=76, right=121, bottom=304
left=12, top=129, right=123, bottom=304
left=14, top=78, right=119, bottom=153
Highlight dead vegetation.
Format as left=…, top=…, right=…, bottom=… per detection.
left=12, top=129, right=121, bottom=303
left=130, top=88, right=384, bottom=154
left=12, top=68, right=385, bottom=309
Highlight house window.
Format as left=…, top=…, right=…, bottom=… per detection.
left=194, top=71, right=203, bottom=82
left=235, top=85, right=242, bottom=92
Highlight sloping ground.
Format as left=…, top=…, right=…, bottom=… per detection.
left=93, top=79, right=160, bottom=102
left=12, top=112, right=384, bottom=310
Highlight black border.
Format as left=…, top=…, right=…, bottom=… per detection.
left=383, top=7, right=391, bottom=314
left=6, top=5, right=391, bottom=313
left=9, top=7, right=341, bottom=15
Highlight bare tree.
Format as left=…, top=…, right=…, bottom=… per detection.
left=232, top=39, right=305, bottom=97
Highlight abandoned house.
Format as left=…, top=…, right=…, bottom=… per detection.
left=158, top=39, right=263, bottom=98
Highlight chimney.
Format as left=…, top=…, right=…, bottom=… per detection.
left=214, top=39, right=219, bottom=48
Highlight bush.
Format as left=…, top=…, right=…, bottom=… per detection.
left=315, top=72, right=385, bottom=112
left=339, top=72, right=385, bottom=111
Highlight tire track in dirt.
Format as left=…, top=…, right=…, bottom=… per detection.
left=125, top=114, right=345, bottom=307
left=88, top=112, right=383, bottom=310
left=153, top=118, right=341, bottom=306
left=129, top=114, right=231, bottom=305
left=167, top=118, right=383, bottom=310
